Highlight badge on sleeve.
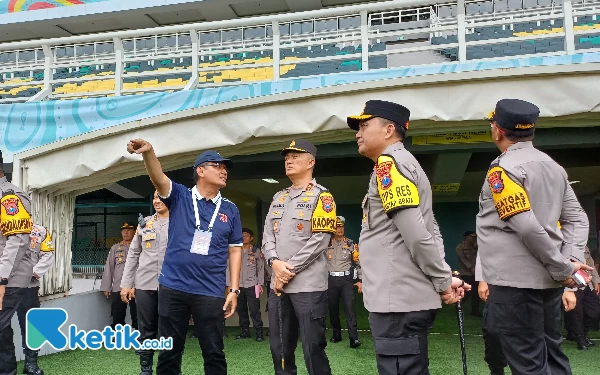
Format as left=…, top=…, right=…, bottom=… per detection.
left=311, top=192, right=336, bottom=233
left=0, top=193, right=33, bottom=236
left=487, top=166, right=531, bottom=220
left=375, top=155, right=420, bottom=213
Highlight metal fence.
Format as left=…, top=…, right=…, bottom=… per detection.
left=0, top=0, right=599, bottom=103
left=71, top=196, right=153, bottom=273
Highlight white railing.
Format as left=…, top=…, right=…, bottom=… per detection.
left=0, top=0, right=597, bottom=104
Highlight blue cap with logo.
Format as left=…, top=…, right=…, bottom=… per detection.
left=194, top=150, right=234, bottom=169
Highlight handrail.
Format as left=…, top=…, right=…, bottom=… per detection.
left=0, top=0, right=455, bottom=52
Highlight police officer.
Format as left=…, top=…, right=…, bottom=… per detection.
left=478, top=99, right=593, bottom=374
left=0, top=153, right=35, bottom=375
left=456, top=231, right=480, bottom=316
left=229, top=228, right=265, bottom=341
left=564, top=245, right=600, bottom=350
left=263, top=139, right=337, bottom=375
left=100, top=222, right=138, bottom=330
left=327, top=216, right=361, bottom=348
left=16, top=224, right=55, bottom=375
left=346, top=100, right=468, bottom=375
left=121, top=190, right=169, bottom=375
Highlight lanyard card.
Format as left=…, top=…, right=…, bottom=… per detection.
left=191, top=229, right=212, bottom=255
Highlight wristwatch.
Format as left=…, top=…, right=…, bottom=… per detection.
left=267, top=257, right=279, bottom=268
left=0, top=278, right=8, bottom=285
left=229, top=288, right=241, bottom=296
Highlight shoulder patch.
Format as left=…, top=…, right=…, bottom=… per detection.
left=40, top=228, right=54, bottom=252
left=487, top=166, right=531, bottom=220
left=0, top=194, right=32, bottom=236
left=311, top=191, right=337, bottom=233
left=375, top=155, right=420, bottom=213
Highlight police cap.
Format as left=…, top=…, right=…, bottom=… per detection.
left=485, top=99, right=539, bottom=131
left=336, top=216, right=345, bottom=227
left=121, top=222, right=135, bottom=230
left=347, top=100, right=410, bottom=131
left=281, top=139, right=317, bottom=158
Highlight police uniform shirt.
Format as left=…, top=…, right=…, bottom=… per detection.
left=159, top=181, right=243, bottom=298
left=100, top=241, right=131, bottom=293
left=28, top=224, right=55, bottom=288
left=226, top=244, right=265, bottom=288
left=360, top=142, right=453, bottom=313
left=263, top=179, right=337, bottom=293
left=456, top=242, right=477, bottom=277
left=327, top=237, right=361, bottom=279
left=121, top=215, right=169, bottom=291
left=477, top=141, right=588, bottom=289
left=0, top=176, right=34, bottom=288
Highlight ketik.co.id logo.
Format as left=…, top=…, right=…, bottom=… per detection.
left=26, top=308, right=172, bottom=351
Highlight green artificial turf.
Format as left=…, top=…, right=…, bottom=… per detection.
left=21, top=293, right=600, bottom=374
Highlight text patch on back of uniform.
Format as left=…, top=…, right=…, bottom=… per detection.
left=311, top=192, right=337, bottom=233
left=375, top=155, right=420, bottom=213
left=487, top=166, right=531, bottom=220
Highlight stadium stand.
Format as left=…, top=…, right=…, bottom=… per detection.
left=0, top=0, right=599, bottom=102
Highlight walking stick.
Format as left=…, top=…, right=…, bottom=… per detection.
left=276, top=291, right=284, bottom=370
left=453, top=271, right=468, bottom=375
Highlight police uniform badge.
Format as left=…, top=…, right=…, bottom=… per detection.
left=320, top=195, right=334, bottom=213
left=297, top=223, right=304, bottom=231
left=487, top=170, right=504, bottom=193
left=306, top=183, right=313, bottom=191
left=273, top=221, right=279, bottom=233
left=376, top=161, right=393, bottom=190
left=1, top=197, right=19, bottom=216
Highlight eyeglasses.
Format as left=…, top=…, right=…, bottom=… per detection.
left=201, top=162, right=228, bottom=170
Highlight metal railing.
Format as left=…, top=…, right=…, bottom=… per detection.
left=0, top=0, right=597, bottom=104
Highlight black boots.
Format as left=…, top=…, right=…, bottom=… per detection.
left=236, top=328, right=251, bottom=340
left=576, top=335, right=588, bottom=351
left=23, top=351, right=44, bottom=375
left=140, top=354, right=153, bottom=375
left=256, top=328, right=264, bottom=342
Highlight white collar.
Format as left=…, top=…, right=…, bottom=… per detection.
left=193, top=187, right=221, bottom=204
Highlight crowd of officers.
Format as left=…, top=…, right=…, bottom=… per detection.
left=0, top=97, right=597, bottom=375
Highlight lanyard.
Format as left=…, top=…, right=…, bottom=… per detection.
left=192, top=186, right=222, bottom=232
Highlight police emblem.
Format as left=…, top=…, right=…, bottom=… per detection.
left=487, top=170, right=504, bottom=194
left=306, top=183, right=313, bottom=191
left=297, top=223, right=304, bottom=231
left=320, top=195, right=334, bottom=213
left=2, top=197, right=19, bottom=216
left=375, top=161, right=393, bottom=190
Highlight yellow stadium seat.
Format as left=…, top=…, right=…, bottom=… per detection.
left=199, top=76, right=207, bottom=83
left=594, top=24, right=600, bottom=29
left=165, top=78, right=183, bottom=85
left=513, top=32, right=529, bottom=37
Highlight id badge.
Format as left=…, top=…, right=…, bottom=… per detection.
left=191, top=229, right=212, bottom=255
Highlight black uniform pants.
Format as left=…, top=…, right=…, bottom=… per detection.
left=156, top=285, right=226, bottom=375
left=135, top=289, right=159, bottom=355
left=564, top=287, right=600, bottom=337
left=267, top=290, right=331, bottom=375
left=369, top=310, right=437, bottom=375
left=485, top=285, right=571, bottom=375
left=110, top=291, right=138, bottom=330
left=237, top=286, right=263, bottom=330
left=0, top=287, right=26, bottom=375
left=327, top=274, right=358, bottom=341
left=462, top=275, right=480, bottom=314
left=16, top=287, right=40, bottom=354
left=481, top=301, right=507, bottom=374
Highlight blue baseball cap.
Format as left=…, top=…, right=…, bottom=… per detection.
left=193, top=150, right=234, bottom=169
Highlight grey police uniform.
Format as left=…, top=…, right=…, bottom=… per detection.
left=326, top=232, right=361, bottom=344
left=0, top=176, right=34, bottom=375
left=100, top=237, right=138, bottom=330
left=226, top=243, right=265, bottom=339
left=478, top=99, right=589, bottom=374
left=121, top=214, right=168, bottom=362
left=347, top=100, right=453, bottom=375
left=17, top=225, right=55, bottom=358
left=263, top=140, right=337, bottom=375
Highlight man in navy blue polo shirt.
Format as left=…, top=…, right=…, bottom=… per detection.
left=127, top=139, right=243, bottom=375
